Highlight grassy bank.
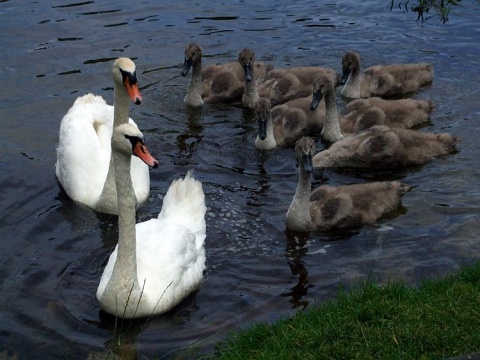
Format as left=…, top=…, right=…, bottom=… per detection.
left=203, top=261, right=480, bottom=360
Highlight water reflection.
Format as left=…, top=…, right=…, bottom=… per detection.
left=102, top=338, right=138, bottom=360
left=176, top=106, right=204, bottom=162
left=282, top=230, right=313, bottom=309
left=96, top=313, right=143, bottom=360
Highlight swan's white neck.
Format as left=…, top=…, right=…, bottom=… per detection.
left=100, top=147, right=143, bottom=316
left=321, top=88, right=344, bottom=143
left=255, top=115, right=277, bottom=150
left=96, top=81, right=132, bottom=214
left=286, top=164, right=312, bottom=232
left=113, top=150, right=137, bottom=274
left=184, top=60, right=204, bottom=107
left=114, top=81, right=131, bottom=127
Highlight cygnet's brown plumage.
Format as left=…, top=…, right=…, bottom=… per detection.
left=339, top=97, right=435, bottom=133
left=254, top=97, right=325, bottom=150
left=285, top=137, right=412, bottom=232
left=310, top=75, right=435, bottom=142
left=181, top=43, right=272, bottom=107
left=312, top=124, right=458, bottom=169
left=340, top=51, right=434, bottom=99
left=256, top=66, right=339, bottom=106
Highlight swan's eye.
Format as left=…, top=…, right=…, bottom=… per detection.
left=120, top=69, right=138, bottom=85
left=124, top=134, right=144, bottom=149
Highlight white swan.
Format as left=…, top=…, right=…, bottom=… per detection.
left=55, top=58, right=149, bottom=215
left=96, top=123, right=207, bottom=319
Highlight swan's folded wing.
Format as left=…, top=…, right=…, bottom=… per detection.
left=56, top=100, right=113, bottom=206
left=135, top=219, right=206, bottom=305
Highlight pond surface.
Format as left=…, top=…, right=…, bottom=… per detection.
left=0, top=0, right=479, bottom=358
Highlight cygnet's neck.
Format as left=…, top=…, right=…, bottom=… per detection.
left=286, top=163, right=312, bottom=232
left=184, top=59, right=204, bottom=107
left=242, top=71, right=259, bottom=109
left=321, top=88, right=344, bottom=143
left=255, top=115, right=276, bottom=150
left=341, top=69, right=364, bottom=99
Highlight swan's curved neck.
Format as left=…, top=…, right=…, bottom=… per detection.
left=96, top=82, right=131, bottom=213
left=102, top=148, right=142, bottom=314
left=113, top=150, right=137, bottom=273
left=321, top=88, right=344, bottom=143
left=114, top=82, right=130, bottom=127
left=286, top=164, right=312, bottom=231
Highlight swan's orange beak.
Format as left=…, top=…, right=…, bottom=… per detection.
left=133, top=142, right=159, bottom=168
left=124, top=77, right=143, bottom=105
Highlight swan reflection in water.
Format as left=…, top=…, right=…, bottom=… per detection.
left=282, top=230, right=313, bottom=310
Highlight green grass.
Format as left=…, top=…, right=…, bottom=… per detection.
left=390, top=0, right=462, bottom=23
left=203, top=261, right=480, bottom=360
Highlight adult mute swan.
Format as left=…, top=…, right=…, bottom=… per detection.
left=286, top=137, right=411, bottom=232
left=55, top=58, right=149, bottom=215
left=340, top=51, right=433, bottom=99
left=96, top=123, right=207, bottom=319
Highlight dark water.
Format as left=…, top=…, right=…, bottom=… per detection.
left=1, top=0, right=479, bottom=358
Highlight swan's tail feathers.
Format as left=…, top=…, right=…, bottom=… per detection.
left=422, top=100, right=435, bottom=115
left=393, top=181, right=413, bottom=195
left=73, top=93, right=107, bottom=106
left=438, top=133, right=460, bottom=153
left=158, top=170, right=207, bottom=246
left=426, top=64, right=434, bottom=77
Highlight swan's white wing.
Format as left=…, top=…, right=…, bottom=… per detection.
left=96, top=218, right=206, bottom=313
left=56, top=96, right=113, bottom=207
